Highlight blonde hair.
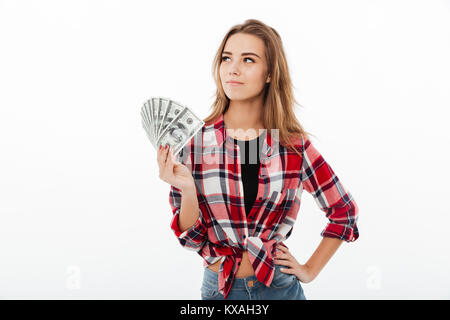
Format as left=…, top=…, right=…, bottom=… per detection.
left=203, top=19, right=314, bottom=157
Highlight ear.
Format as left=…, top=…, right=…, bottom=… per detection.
left=266, top=74, right=271, bottom=83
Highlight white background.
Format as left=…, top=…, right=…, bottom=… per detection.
left=1, top=0, right=449, bottom=299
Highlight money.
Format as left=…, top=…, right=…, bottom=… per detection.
left=141, top=97, right=204, bottom=156
left=141, top=100, right=155, bottom=148
left=151, top=97, right=160, bottom=140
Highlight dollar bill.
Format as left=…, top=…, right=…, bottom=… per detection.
left=141, top=100, right=155, bottom=148
left=151, top=97, right=160, bottom=141
left=156, top=97, right=171, bottom=139
left=156, top=104, right=204, bottom=156
left=158, top=98, right=185, bottom=139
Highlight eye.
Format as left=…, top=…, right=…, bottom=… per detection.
left=221, top=56, right=254, bottom=63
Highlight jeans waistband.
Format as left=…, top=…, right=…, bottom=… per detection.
left=203, top=264, right=284, bottom=289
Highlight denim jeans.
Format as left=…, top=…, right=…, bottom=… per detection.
left=201, top=264, right=307, bottom=300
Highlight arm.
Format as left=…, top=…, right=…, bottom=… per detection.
left=168, top=148, right=207, bottom=252
left=275, top=137, right=359, bottom=282
left=275, top=236, right=344, bottom=283
left=304, top=237, right=344, bottom=279
left=177, top=183, right=200, bottom=232
left=297, top=136, right=359, bottom=280
left=301, top=136, right=359, bottom=242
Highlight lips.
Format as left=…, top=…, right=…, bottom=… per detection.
left=227, top=81, right=243, bottom=84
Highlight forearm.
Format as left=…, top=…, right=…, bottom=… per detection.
left=178, top=184, right=200, bottom=232
left=305, top=237, right=344, bottom=279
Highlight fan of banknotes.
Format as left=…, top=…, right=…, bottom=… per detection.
left=141, top=96, right=204, bottom=156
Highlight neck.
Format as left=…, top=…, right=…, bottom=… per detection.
left=223, top=98, right=265, bottom=131
left=223, top=100, right=265, bottom=140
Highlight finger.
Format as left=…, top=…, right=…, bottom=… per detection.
left=172, top=149, right=181, bottom=164
left=280, top=266, right=294, bottom=274
left=274, top=251, right=288, bottom=260
left=166, top=146, right=174, bottom=173
left=274, top=260, right=294, bottom=269
left=274, top=257, right=290, bottom=265
left=162, top=144, right=170, bottom=163
left=276, top=244, right=288, bottom=253
left=161, top=145, right=172, bottom=177
left=157, top=145, right=164, bottom=170
left=159, top=144, right=169, bottom=170
left=158, top=145, right=170, bottom=171
left=170, top=147, right=180, bottom=164
left=167, top=146, right=176, bottom=163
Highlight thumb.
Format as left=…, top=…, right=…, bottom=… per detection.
left=170, top=148, right=181, bottom=165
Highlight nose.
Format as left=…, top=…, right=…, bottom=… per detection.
left=228, top=62, right=240, bottom=76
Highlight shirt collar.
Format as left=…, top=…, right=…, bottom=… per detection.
left=210, top=113, right=275, bottom=158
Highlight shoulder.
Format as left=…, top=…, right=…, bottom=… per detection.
left=280, top=132, right=309, bottom=153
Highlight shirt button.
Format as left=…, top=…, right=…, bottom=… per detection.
left=243, top=235, right=246, bottom=238
left=258, top=197, right=262, bottom=200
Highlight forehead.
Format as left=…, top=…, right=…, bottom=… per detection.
left=223, top=33, right=265, bottom=56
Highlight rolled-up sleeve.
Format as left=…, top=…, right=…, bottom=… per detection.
left=300, top=136, right=359, bottom=242
left=169, top=185, right=207, bottom=252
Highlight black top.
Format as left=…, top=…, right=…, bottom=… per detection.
left=233, top=134, right=262, bottom=216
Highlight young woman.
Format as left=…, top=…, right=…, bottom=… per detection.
left=157, top=19, right=359, bottom=300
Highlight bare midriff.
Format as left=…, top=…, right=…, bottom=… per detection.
left=207, top=250, right=255, bottom=278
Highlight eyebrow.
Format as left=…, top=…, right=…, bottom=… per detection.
left=222, top=51, right=261, bottom=59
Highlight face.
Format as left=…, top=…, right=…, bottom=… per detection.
left=219, top=33, right=271, bottom=101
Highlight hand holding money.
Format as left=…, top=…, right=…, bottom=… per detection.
left=157, top=144, right=195, bottom=191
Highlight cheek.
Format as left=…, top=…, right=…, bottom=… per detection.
left=247, top=68, right=266, bottom=82
left=245, top=73, right=267, bottom=90
left=219, top=64, right=227, bottom=77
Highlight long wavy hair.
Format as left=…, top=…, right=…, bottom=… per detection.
left=203, top=19, right=314, bottom=157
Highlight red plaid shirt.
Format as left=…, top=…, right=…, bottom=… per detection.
left=168, top=113, right=359, bottom=299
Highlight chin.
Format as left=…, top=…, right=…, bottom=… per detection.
left=224, top=91, right=252, bottom=101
